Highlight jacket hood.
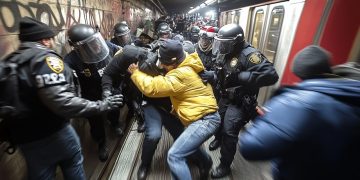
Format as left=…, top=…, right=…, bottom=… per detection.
left=178, top=52, right=204, bottom=73
left=296, top=79, right=360, bottom=106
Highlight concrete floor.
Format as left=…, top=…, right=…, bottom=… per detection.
left=109, top=122, right=273, bottom=180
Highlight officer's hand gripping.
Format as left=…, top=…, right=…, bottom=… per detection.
left=199, top=70, right=216, bottom=84
left=102, top=90, right=112, bottom=99
left=102, top=94, right=124, bottom=111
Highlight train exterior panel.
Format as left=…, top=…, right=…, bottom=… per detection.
left=218, top=0, right=360, bottom=104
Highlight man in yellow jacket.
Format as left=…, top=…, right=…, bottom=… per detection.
left=128, top=39, right=220, bottom=180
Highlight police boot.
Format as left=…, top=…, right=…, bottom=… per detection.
left=210, top=164, right=231, bottom=178
left=208, top=139, right=221, bottom=151
left=198, top=158, right=213, bottom=180
left=98, top=141, right=109, bottom=162
left=137, top=163, right=149, bottom=180
left=113, top=125, right=124, bottom=137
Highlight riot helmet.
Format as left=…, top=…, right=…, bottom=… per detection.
left=157, top=22, right=172, bottom=39
left=68, top=24, right=109, bottom=64
left=113, top=22, right=132, bottom=46
left=190, top=26, right=200, bottom=43
left=212, top=24, right=244, bottom=55
left=198, top=26, right=216, bottom=52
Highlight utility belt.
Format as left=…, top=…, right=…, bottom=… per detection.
left=220, top=86, right=243, bottom=104
left=221, top=87, right=259, bottom=120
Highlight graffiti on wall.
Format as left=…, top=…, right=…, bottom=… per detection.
left=0, top=0, right=159, bottom=59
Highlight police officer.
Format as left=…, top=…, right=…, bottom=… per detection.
left=64, top=24, right=122, bottom=162
left=111, top=22, right=134, bottom=47
left=109, top=22, right=145, bottom=132
left=201, top=24, right=279, bottom=178
left=189, top=25, right=200, bottom=44
left=4, top=17, right=122, bottom=179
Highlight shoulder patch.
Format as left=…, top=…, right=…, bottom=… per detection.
left=248, top=52, right=261, bottom=64
left=45, top=56, right=64, bottom=73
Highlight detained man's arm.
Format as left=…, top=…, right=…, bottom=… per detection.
left=128, top=63, right=184, bottom=97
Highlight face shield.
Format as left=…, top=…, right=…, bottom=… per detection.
left=115, top=32, right=131, bottom=46
left=73, top=32, right=109, bottom=64
left=212, top=36, right=236, bottom=55
left=158, top=31, right=171, bottom=39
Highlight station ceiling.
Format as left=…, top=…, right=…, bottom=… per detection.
left=157, top=0, right=204, bottom=14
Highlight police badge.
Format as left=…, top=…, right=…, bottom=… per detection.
left=249, top=52, right=261, bottom=64
left=83, top=69, right=92, bottom=77
left=46, top=56, right=64, bottom=73
left=230, top=57, right=238, bottom=67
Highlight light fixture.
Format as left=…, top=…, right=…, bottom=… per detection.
left=204, top=0, right=216, bottom=5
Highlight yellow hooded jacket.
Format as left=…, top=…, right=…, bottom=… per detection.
left=131, top=53, right=218, bottom=126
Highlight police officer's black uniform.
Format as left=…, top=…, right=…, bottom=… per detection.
left=64, top=24, right=122, bottom=162
left=206, top=24, right=279, bottom=178
left=4, top=38, right=122, bottom=179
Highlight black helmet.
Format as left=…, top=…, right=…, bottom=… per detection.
left=190, top=26, right=200, bottom=34
left=114, top=22, right=130, bottom=36
left=113, top=22, right=131, bottom=46
left=68, top=24, right=109, bottom=63
left=157, top=22, right=172, bottom=39
left=68, top=24, right=96, bottom=44
left=212, top=24, right=244, bottom=55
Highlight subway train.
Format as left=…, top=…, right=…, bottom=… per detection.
left=0, top=0, right=359, bottom=179
left=217, top=0, right=359, bottom=104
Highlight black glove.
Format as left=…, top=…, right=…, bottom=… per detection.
left=102, top=90, right=112, bottom=99
left=101, top=94, right=124, bottom=111
left=199, top=70, right=216, bottom=84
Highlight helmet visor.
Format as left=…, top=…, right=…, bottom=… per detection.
left=74, top=32, right=109, bottom=63
left=212, top=38, right=235, bottom=55
left=158, top=32, right=171, bottom=39
left=116, top=32, right=131, bottom=46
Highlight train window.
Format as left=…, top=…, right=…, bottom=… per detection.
left=222, top=12, right=228, bottom=26
left=227, top=11, right=234, bottom=25
left=263, top=6, right=284, bottom=63
left=250, top=9, right=264, bottom=49
left=234, top=10, right=241, bottom=24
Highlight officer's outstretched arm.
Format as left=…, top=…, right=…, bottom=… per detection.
left=38, top=84, right=123, bottom=118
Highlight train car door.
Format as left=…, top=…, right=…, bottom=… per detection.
left=248, top=3, right=286, bottom=105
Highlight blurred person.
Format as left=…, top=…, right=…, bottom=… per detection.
left=64, top=24, right=122, bottom=162
left=239, top=45, right=360, bottom=180
left=1, top=17, right=122, bottom=179
left=128, top=39, right=220, bottom=180
left=200, top=24, right=278, bottom=178
left=332, top=61, right=360, bottom=80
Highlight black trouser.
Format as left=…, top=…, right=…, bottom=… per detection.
left=88, top=108, right=120, bottom=145
left=88, top=114, right=106, bottom=143
left=217, top=98, right=249, bottom=168
left=141, top=104, right=184, bottom=166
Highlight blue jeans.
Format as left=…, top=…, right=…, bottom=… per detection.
left=141, top=104, right=184, bottom=166
left=19, top=124, right=85, bottom=180
left=167, top=112, right=220, bottom=180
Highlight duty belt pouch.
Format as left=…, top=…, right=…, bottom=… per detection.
left=241, top=95, right=258, bottom=120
